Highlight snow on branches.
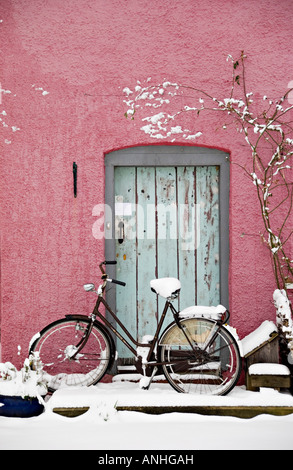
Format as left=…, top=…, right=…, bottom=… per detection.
left=123, top=52, right=293, bottom=293
left=123, top=80, right=203, bottom=141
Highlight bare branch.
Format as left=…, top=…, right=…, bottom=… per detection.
left=123, top=53, right=293, bottom=292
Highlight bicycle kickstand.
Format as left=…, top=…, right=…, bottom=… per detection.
left=139, top=366, right=158, bottom=390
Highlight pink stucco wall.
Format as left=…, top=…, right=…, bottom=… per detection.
left=0, top=0, right=292, bottom=365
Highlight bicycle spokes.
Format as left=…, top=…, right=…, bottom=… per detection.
left=30, top=319, right=112, bottom=391
left=160, top=318, right=241, bottom=395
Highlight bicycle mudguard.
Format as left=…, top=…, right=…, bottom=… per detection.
left=158, top=319, right=178, bottom=345
left=159, top=316, right=243, bottom=356
left=63, top=314, right=117, bottom=372
left=158, top=317, right=219, bottom=346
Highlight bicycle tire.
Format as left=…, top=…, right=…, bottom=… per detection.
left=29, top=317, right=114, bottom=393
left=159, top=317, right=241, bottom=395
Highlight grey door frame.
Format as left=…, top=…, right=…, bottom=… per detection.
left=104, top=145, right=230, bottom=315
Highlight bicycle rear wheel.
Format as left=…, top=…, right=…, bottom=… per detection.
left=29, top=317, right=113, bottom=392
left=160, top=318, right=241, bottom=395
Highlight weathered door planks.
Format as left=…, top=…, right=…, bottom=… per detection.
left=114, top=166, right=137, bottom=359
left=114, top=165, right=220, bottom=360
left=196, top=166, right=220, bottom=306
left=177, top=166, right=197, bottom=311
left=137, top=167, right=157, bottom=342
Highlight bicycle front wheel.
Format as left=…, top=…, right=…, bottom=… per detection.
left=29, top=317, right=113, bottom=392
left=160, top=318, right=241, bottom=395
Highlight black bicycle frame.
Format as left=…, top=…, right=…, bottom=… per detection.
left=71, top=285, right=230, bottom=368
left=70, top=292, right=177, bottom=365
left=91, top=294, right=173, bottom=362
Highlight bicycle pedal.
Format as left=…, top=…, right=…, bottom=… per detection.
left=139, top=376, right=151, bottom=389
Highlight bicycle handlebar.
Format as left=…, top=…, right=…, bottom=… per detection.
left=108, top=278, right=126, bottom=286
left=99, top=260, right=126, bottom=287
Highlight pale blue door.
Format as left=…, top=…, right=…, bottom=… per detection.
left=113, top=165, right=220, bottom=360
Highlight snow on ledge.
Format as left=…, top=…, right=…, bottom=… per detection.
left=249, top=363, right=290, bottom=376
left=240, top=320, right=278, bottom=357
left=47, top=382, right=293, bottom=410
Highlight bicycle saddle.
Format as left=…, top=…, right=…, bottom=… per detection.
left=150, top=278, right=181, bottom=299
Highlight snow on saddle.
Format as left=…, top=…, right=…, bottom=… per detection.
left=178, top=304, right=227, bottom=320
left=150, top=278, right=227, bottom=320
left=150, top=278, right=181, bottom=299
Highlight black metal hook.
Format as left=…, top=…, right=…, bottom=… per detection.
left=73, top=162, right=77, bottom=197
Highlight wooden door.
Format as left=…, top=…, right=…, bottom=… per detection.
left=113, top=165, right=220, bottom=360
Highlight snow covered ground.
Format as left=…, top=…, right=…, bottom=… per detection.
left=1, top=378, right=293, bottom=451
left=1, top=318, right=293, bottom=452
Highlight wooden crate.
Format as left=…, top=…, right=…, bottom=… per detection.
left=244, top=332, right=291, bottom=390
left=244, top=331, right=279, bottom=367
left=247, top=373, right=290, bottom=391
left=247, top=363, right=291, bottom=391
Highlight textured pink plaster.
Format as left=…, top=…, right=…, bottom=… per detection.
left=0, top=0, right=292, bottom=365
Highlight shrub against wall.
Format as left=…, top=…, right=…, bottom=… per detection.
left=123, top=52, right=293, bottom=361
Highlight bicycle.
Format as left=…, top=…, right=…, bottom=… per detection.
left=29, top=260, right=242, bottom=395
